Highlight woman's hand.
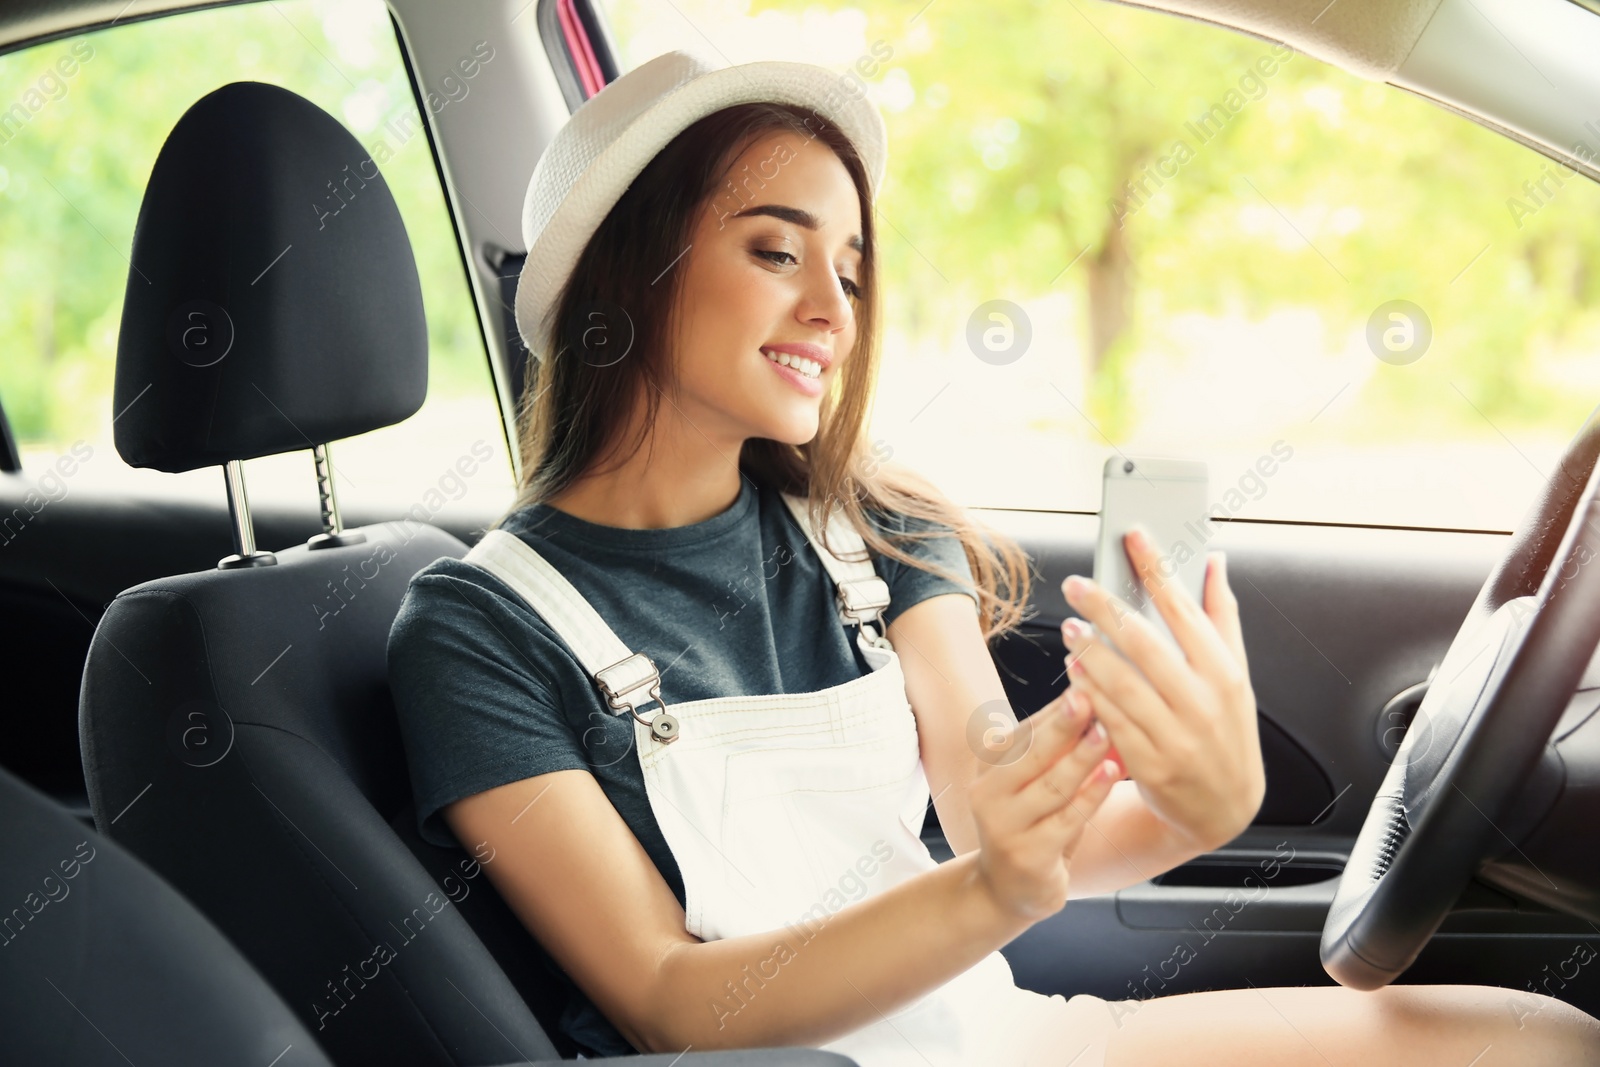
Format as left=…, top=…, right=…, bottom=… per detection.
left=1059, top=526, right=1265, bottom=853
left=967, top=693, right=1121, bottom=923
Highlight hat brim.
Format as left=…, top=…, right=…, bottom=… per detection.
left=514, top=59, right=887, bottom=358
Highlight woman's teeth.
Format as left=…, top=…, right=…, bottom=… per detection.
left=762, top=348, right=822, bottom=379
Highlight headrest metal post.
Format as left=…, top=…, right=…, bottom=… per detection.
left=218, top=459, right=276, bottom=569
left=306, top=442, right=366, bottom=550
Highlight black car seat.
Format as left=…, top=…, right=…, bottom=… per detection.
left=74, top=79, right=564, bottom=1067
left=76, top=81, right=858, bottom=1067
left=0, top=764, right=849, bottom=1067
left=0, top=763, right=339, bottom=1067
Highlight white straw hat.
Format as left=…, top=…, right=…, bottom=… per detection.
left=514, top=48, right=888, bottom=357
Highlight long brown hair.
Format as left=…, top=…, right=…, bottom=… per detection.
left=494, top=102, right=1033, bottom=642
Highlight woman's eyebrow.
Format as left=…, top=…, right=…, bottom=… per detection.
left=729, top=203, right=863, bottom=254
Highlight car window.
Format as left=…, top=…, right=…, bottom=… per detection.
left=597, top=0, right=1600, bottom=532
left=0, top=0, right=515, bottom=528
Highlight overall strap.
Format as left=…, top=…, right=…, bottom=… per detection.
left=779, top=492, right=893, bottom=647
left=461, top=530, right=668, bottom=729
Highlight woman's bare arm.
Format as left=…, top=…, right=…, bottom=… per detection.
left=443, top=714, right=1105, bottom=1055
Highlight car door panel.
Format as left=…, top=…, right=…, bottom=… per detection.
left=973, top=510, right=1600, bottom=1016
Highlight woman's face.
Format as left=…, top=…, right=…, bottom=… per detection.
left=667, top=127, right=863, bottom=448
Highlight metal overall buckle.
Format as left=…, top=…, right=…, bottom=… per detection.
left=836, top=576, right=892, bottom=650
left=594, top=652, right=679, bottom=743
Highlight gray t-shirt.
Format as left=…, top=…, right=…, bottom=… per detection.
left=386, top=474, right=978, bottom=1056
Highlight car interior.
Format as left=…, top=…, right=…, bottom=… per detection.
left=5, top=0, right=1600, bottom=1064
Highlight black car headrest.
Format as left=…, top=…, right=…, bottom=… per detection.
left=113, top=80, right=427, bottom=474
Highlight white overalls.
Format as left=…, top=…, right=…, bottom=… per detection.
left=462, top=491, right=1116, bottom=1066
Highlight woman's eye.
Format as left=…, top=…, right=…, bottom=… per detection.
left=755, top=249, right=863, bottom=299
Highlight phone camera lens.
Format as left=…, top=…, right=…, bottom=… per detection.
left=1123, top=460, right=1134, bottom=474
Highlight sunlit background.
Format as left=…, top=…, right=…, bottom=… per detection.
left=0, top=0, right=516, bottom=532
left=5, top=0, right=1599, bottom=533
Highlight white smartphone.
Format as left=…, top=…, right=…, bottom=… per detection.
left=1092, top=456, right=1210, bottom=653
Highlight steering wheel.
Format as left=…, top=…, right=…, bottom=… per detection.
left=1321, top=411, right=1600, bottom=989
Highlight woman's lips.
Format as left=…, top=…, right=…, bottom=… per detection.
left=761, top=349, right=824, bottom=397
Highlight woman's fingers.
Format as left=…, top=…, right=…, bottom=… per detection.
left=1011, top=695, right=1090, bottom=783
left=1065, top=666, right=1152, bottom=777
left=968, top=698, right=1123, bottom=923
left=1123, top=525, right=1240, bottom=688
left=976, top=695, right=1093, bottom=834
left=1061, top=609, right=1182, bottom=741
left=1203, top=551, right=1248, bottom=667
left=1049, top=755, right=1120, bottom=856
left=1063, top=541, right=1246, bottom=724
left=1011, top=707, right=1113, bottom=828
left=1063, top=576, right=1198, bottom=719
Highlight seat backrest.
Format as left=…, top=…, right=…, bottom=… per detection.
left=80, top=520, right=570, bottom=1066
left=77, top=81, right=565, bottom=1066
left=0, top=762, right=338, bottom=1067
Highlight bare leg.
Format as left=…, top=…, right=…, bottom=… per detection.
left=1096, top=983, right=1600, bottom=1066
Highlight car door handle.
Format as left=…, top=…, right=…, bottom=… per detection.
left=1114, top=847, right=1348, bottom=933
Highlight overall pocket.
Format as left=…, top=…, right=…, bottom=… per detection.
left=712, top=717, right=922, bottom=941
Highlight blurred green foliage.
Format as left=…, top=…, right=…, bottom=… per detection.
left=609, top=0, right=1600, bottom=443
left=5, top=0, right=1599, bottom=464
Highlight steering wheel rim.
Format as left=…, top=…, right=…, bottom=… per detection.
left=1321, top=410, right=1600, bottom=990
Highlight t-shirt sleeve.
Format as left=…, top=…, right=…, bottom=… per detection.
left=387, top=566, right=590, bottom=849
left=867, top=507, right=981, bottom=628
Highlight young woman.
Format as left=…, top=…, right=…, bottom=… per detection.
left=386, top=49, right=1600, bottom=1066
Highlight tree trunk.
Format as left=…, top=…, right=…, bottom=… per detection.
left=1085, top=213, right=1130, bottom=377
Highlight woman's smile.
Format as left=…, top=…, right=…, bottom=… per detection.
left=760, top=343, right=827, bottom=397
left=761, top=350, right=824, bottom=397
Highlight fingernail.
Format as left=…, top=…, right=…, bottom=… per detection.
left=1126, top=526, right=1148, bottom=551
left=1066, top=658, right=1085, bottom=677
left=1062, top=618, right=1088, bottom=641
left=1064, top=575, right=1087, bottom=602
left=1089, top=721, right=1107, bottom=746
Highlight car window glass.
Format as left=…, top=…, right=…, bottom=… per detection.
left=0, top=0, right=516, bottom=528
left=598, top=0, right=1600, bottom=531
